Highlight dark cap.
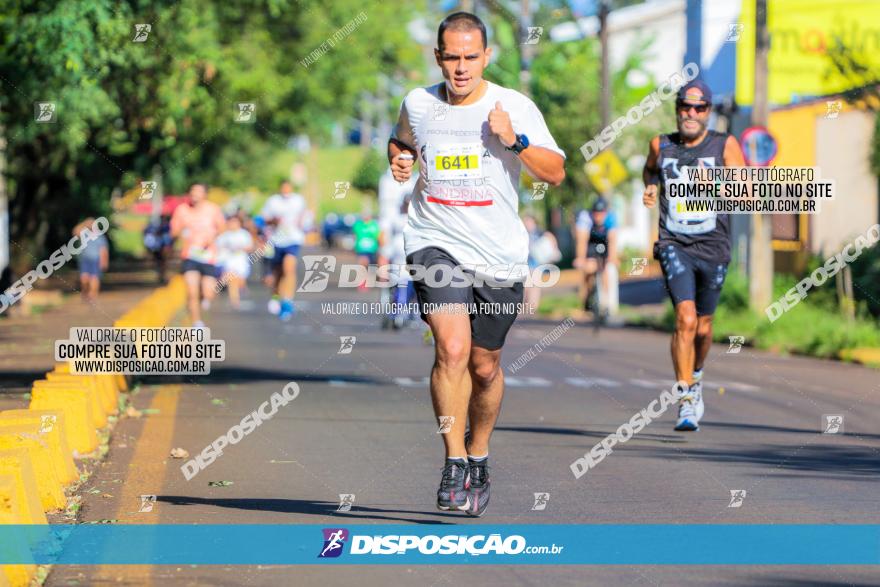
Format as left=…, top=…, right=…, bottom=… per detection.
left=677, top=80, right=713, bottom=105
left=591, top=198, right=609, bottom=213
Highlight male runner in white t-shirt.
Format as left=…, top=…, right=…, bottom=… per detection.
left=260, top=181, right=311, bottom=321
left=389, top=11, right=565, bottom=516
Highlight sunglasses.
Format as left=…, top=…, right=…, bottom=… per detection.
left=677, top=102, right=710, bottom=113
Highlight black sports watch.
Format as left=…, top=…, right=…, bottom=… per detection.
left=506, top=133, right=529, bottom=155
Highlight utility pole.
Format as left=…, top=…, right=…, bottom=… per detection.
left=748, top=0, right=773, bottom=310
left=598, top=0, right=611, bottom=129
left=0, top=114, right=8, bottom=284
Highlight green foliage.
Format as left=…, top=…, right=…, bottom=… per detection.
left=529, top=36, right=675, bottom=210
left=849, top=239, right=880, bottom=317
left=351, top=148, right=384, bottom=195
left=0, top=0, right=422, bottom=268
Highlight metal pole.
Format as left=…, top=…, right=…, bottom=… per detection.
left=748, top=0, right=773, bottom=310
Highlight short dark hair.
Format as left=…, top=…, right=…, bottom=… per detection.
left=437, top=12, right=487, bottom=52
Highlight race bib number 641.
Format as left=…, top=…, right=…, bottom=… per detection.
left=428, top=143, right=483, bottom=181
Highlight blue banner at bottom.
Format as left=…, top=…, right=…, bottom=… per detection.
left=0, top=525, right=877, bottom=565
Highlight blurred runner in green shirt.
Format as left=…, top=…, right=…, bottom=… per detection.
left=353, top=211, right=380, bottom=292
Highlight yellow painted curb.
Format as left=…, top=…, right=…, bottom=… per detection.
left=32, top=380, right=105, bottom=429
left=0, top=426, right=66, bottom=511
left=0, top=412, right=77, bottom=484
left=839, top=347, right=880, bottom=367
left=29, top=389, right=97, bottom=455
left=0, top=450, right=48, bottom=524
left=45, top=373, right=115, bottom=417
left=0, top=509, right=36, bottom=586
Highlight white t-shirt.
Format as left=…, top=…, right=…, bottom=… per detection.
left=392, top=81, right=565, bottom=281
left=260, top=193, right=308, bottom=247
left=216, top=228, right=254, bottom=275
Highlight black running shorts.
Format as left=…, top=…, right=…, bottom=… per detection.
left=654, top=242, right=728, bottom=316
left=406, top=246, right=524, bottom=351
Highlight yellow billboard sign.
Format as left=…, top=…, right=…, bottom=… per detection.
left=736, top=0, right=880, bottom=105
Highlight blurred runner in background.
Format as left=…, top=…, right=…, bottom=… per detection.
left=353, top=209, right=380, bottom=293
left=73, top=217, right=109, bottom=302
left=523, top=214, right=561, bottom=312
left=573, top=197, right=618, bottom=317
left=260, top=181, right=310, bottom=321
left=170, top=183, right=225, bottom=328
left=143, top=214, right=173, bottom=284
left=216, top=214, right=255, bottom=309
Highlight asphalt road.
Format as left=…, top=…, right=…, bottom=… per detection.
left=48, top=261, right=880, bottom=586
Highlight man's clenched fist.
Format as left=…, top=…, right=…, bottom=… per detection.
left=643, top=184, right=658, bottom=209
left=391, top=152, right=415, bottom=183
left=488, top=101, right=516, bottom=147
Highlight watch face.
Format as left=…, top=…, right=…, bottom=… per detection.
left=519, top=134, right=529, bottom=148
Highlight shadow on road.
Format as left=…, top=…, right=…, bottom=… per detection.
left=157, top=495, right=458, bottom=524
left=144, top=367, right=384, bottom=386
left=707, top=420, right=880, bottom=441
left=650, top=444, right=880, bottom=478
left=494, top=425, right=686, bottom=444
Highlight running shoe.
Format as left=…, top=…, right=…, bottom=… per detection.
left=674, top=394, right=699, bottom=431
left=267, top=296, right=281, bottom=315
left=437, top=459, right=470, bottom=511
left=279, top=299, right=295, bottom=322
left=466, top=456, right=490, bottom=517
left=691, top=369, right=704, bottom=423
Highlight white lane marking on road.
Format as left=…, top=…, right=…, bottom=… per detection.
left=394, top=377, right=430, bottom=387
left=329, top=379, right=355, bottom=387
left=506, top=377, right=551, bottom=387
left=629, top=378, right=666, bottom=389
left=565, top=377, right=621, bottom=388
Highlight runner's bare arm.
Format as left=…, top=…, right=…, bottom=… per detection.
left=607, top=227, right=619, bottom=266
left=388, top=105, right=416, bottom=182
left=573, top=222, right=588, bottom=268
left=642, top=136, right=661, bottom=208
left=723, top=135, right=746, bottom=167
left=518, top=147, right=565, bottom=187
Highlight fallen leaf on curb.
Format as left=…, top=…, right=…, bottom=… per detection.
left=208, top=481, right=233, bottom=487
left=87, top=488, right=101, bottom=494
left=87, top=519, right=118, bottom=524
left=269, top=460, right=295, bottom=464
left=170, top=447, right=189, bottom=459
left=125, top=406, right=143, bottom=418
left=141, top=408, right=160, bottom=415
left=211, top=398, right=227, bottom=407
left=101, top=493, right=113, bottom=498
